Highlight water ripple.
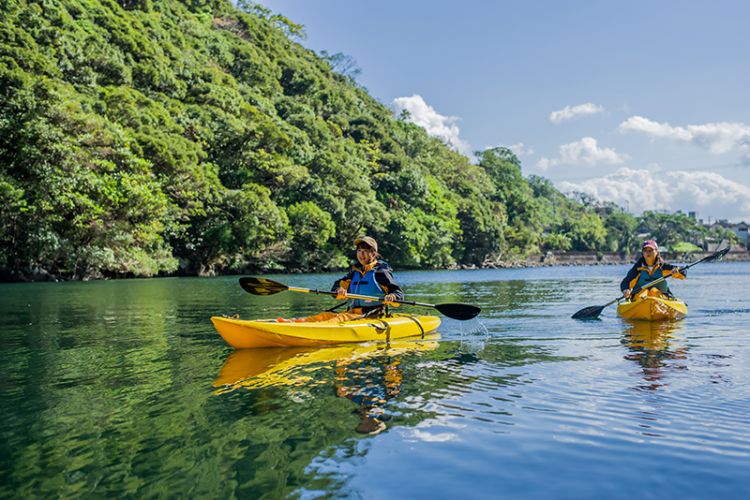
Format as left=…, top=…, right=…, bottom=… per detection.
left=4, top=265, right=750, bottom=498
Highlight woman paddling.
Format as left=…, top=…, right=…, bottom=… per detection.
left=278, top=236, right=403, bottom=323
left=621, top=240, right=686, bottom=300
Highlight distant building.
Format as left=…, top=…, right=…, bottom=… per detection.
left=731, top=222, right=749, bottom=244
left=708, top=220, right=749, bottom=245
left=687, top=211, right=705, bottom=224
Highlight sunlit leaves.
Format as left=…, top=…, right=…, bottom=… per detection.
left=0, top=0, right=636, bottom=280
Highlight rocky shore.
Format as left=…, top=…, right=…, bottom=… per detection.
left=4, top=249, right=748, bottom=282
left=460, top=248, right=750, bottom=270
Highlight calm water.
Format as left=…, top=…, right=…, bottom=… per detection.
left=2, top=263, right=750, bottom=498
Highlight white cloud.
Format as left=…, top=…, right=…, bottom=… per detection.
left=559, top=167, right=750, bottom=221
left=508, top=142, right=534, bottom=156
left=392, top=94, right=470, bottom=154
left=536, top=137, right=629, bottom=170
left=549, top=103, right=605, bottom=123
left=619, top=116, right=750, bottom=159
left=407, top=429, right=459, bottom=442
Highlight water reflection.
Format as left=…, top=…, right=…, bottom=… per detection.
left=334, top=350, right=406, bottom=435
left=214, top=339, right=439, bottom=433
left=621, top=320, right=687, bottom=391
left=5, top=266, right=750, bottom=498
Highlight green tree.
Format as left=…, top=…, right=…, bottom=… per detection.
left=560, top=213, right=607, bottom=251
left=476, top=147, right=543, bottom=256
left=0, top=0, right=630, bottom=280
left=286, top=201, right=336, bottom=269
left=604, top=211, right=639, bottom=252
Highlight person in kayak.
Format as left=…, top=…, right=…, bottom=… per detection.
left=621, top=240, right=686, bottom=300
left=279, top=236, right=403, bottom=323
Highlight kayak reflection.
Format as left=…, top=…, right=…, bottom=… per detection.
left=621, top=320, right=687, bottom=391
left=214, top=339, right=439, bottom=433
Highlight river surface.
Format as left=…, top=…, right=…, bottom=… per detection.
left=2, top=263, right=750, bottom=499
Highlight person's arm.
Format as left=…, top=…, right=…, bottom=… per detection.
left=332, top=270, right=354, bottom=298
left=620, top=265, right=640, bottom=296
left=375, top=268, right=404, bottom=301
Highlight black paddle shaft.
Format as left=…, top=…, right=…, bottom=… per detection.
left=631, top=246, right=731, bottom=296
left=238, top=276, right=481, bottom=320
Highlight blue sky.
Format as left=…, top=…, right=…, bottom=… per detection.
left=255, top=1, right=750, bottom=221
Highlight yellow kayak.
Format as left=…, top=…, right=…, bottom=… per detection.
left=211, top=314, right=441, bottom=349
left=617, top=296, right=687, bottom=321
left=213, top=338, right=439, bottom=392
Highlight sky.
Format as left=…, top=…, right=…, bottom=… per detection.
left=254, top=0, right=750, bottom=222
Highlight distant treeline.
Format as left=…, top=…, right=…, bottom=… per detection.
left=0, top=0, right=738, bottom=280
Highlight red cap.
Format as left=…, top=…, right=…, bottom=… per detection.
left=642, top=240, right=658, bottom=251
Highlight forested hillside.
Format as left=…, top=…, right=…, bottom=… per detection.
left=0, top=0, right=734, bottom=280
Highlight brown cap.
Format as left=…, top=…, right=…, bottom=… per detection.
left=354, top=236, right=378, bottom=253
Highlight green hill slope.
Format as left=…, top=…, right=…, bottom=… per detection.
left=0, top=0, right=632, bottom=280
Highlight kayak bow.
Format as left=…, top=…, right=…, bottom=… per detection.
left=617, top=296, right=687, bottom=321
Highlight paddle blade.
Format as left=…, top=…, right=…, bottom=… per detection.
left=239, top=277, right=288, bottom=296
left=703, top=246, right=730, bottom=263
left=681, top=246, right=731, bottom=271
left=571, top=305, right=605, bottom=320
left=435, top=303, right=481, bottom=321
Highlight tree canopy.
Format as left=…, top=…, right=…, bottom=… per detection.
left=0, top=0, right=728, bottom=280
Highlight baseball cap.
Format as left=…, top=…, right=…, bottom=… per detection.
left=354, top=236, right=378, bottom=252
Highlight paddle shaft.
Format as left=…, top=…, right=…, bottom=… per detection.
left=601, top=296, right=623, bottom=308
left=631, top=250, right=724, bottom=295
left=630, top=273, right=676, bottom=296
left=287, top=285, right=438, bottom=308
left=239, top=276, right=481, bottom=320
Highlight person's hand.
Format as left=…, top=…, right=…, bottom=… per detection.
left=335, top=287, right=347, bottom=300
left=623, top=289, right=632, bottom=299
left=383, top=293, right=400, bottom=307
left=671, top=269, right=686, bottom=279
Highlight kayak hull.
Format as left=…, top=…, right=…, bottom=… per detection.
left=617, top=296, right=687, bottom=321
left=211, top=314, right=441, bottom=349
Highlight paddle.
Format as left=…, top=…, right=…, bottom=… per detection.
left=571, top=246, right=731, bottom=320
left=239, top=276, right=481, bottom=320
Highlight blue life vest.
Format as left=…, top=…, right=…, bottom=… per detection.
left=348, top=268, right=384, bottom=308
left=634, top=264, right=669, bottom=293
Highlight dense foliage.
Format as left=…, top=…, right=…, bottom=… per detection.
left=0, top=0, right=734, bottom=280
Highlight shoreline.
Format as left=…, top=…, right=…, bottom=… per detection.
left=464, top=249, right=750, bottom=270
left=3, top=250, right=749, bottom=283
